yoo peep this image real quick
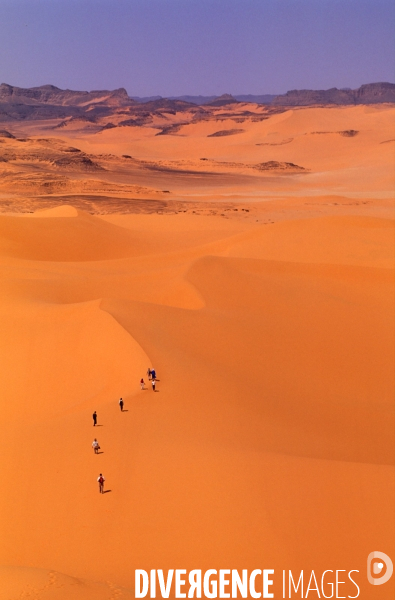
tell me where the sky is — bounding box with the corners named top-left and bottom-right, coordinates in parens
top-left (0, 0), bottom-right (394, 97)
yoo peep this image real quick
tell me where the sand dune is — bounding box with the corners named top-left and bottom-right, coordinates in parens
top-left (29, 205), bottom-right (79, 217)
top-left (226, 215), bottom-right (395, 268)
top-left (0, 565), bottom-right (134, 599)
top-left (0, 104), bottom-right (394, 598)
top-left (0, 210), bottom-right (163, 261)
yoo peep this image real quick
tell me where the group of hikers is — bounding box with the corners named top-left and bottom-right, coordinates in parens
top-left (92, 368), bottom-right (158, 493)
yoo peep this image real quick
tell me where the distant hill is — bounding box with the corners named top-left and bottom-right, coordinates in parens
top-left (134, 93), bottom-right (277, 105)
top-left (233, 94), bottom-right (277, 104)
top-left (272, 82), bottom-right (395, 106)
top-left (204, 94), bottom-right (239, 106)
top-left (130, 95), bottom-right (162, 103)
top-left (0, 83), bottom-right (134, 122)
top-left (0, 82), bottom-right (393, 124)
top-left (0, 83), bottom-right (131, 107)
top-left (127, 84), bottom-right (395, 106)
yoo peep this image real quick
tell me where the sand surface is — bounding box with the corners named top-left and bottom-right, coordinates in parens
top-left (0, 105), bottom-right (394, 598)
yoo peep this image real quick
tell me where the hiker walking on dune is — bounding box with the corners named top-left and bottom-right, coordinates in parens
top-left (151, 379), bottom-right (156, 392)
top-left (140, 378), bottom-right (145, 390)
top-left (151, 369), bottom-right (156, 380)
top-left (93, 411), bottom-right (97, 426)
top-left (97, 473), bottom-right (105, 493)
top-left (147, 367), bottom-right (151, 380)
top-left (119, 398), bottom-right (124, 411)
top-left (92, 439), bottom-right (100, 454)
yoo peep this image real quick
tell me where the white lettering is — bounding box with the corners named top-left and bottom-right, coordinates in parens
top-left (219, 570), bottom-right (231, 598)
top-left (176, 570), bottom-right (187, 598)
top-left (249, 570), bottom-right (261, 599)
top-left (289, 571), bottom-right (303, 598)
top-left (158, 570), bottom-right (174, 598)
top-left (347, 571), bottom-right (359, 599)
top-left (321, 571), bottom-right (333, 599)
top-left (232, 570), bottom-right (248, 598)
top-left (136, 570), bottom-right (149, 598)
top-left (151, 570), bottom-right (156, 598)
top-left (189, 570), bottom-right (202, 598)
top-left (305, 571), bottom-right (320, 598)
top-left (335, 571), bottom-right (345, 599)
top-left (263, 570), bottom-right (274, 599)
top-left (204, 570), bottom-right (218, 599)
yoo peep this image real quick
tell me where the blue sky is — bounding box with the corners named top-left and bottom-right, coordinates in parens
top-left (0, 0), bottom-right (394, 96)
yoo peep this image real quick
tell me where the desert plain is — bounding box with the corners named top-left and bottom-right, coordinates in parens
top-left (0, 97), bottom-right (394, 598)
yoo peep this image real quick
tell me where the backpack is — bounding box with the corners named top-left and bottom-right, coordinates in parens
top-left (99, 476), bottom-right (104, 484)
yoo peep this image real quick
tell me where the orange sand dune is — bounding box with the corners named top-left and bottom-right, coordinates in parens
top-left (0, 210), bottom-right (160, 261)
top-left (226, 215), bottom-right (395, 268)
top-left (0, 204), bottom-right (393, 599)
top-left (0, 565), bottom-right (134, 599)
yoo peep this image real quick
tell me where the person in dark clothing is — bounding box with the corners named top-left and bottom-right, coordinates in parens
top-left (97, 473), bottom-right (105, 493)
top-left (119, 398), bottom-right (124, 411)
top-left (93, 411), bottom-right (97, 426)
top-left (147, 367), bottom-right (151, 380)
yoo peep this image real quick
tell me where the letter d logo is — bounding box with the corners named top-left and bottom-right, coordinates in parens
top-left (367, 551), bottom-right (393, 585)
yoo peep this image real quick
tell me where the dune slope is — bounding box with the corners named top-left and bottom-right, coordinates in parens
top-left (0, 206), bottom-right (393, 599)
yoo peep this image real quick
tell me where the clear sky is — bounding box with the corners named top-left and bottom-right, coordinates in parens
top-left (0, 0), bottom-right (394, 96)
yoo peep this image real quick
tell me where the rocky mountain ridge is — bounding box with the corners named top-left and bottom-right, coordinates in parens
top-left (0, 82), bottom-right (393, 124)
top-left (0, 83), bottom-right (131, 107)
top-left (1, 82), bottom-right (394, 112)
top-left (272, 82), bottom-right (395, 106)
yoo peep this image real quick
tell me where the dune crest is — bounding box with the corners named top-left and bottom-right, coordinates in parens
top-left (0, 298), bottom-right (150, 425)
top-left (0, 210), bottom-right (166, 261)
top-left (30, 204), bottom-right (79, 218)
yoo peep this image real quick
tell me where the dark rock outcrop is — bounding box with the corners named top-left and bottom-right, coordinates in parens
top-left (354, 83), bottom-right (395, 103)
top-left (207, 129), bottom-right (244, 137)
top-left (0, 83), bottom-right (132, 107)
top-left (0, 129), bottom-right (15, 138)
top-left (254, 161), bottom-right (305, 171)
top-left (272, 82), bottom-right (395, 106)
top-left (205, 94), bottom-right (239, 107)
